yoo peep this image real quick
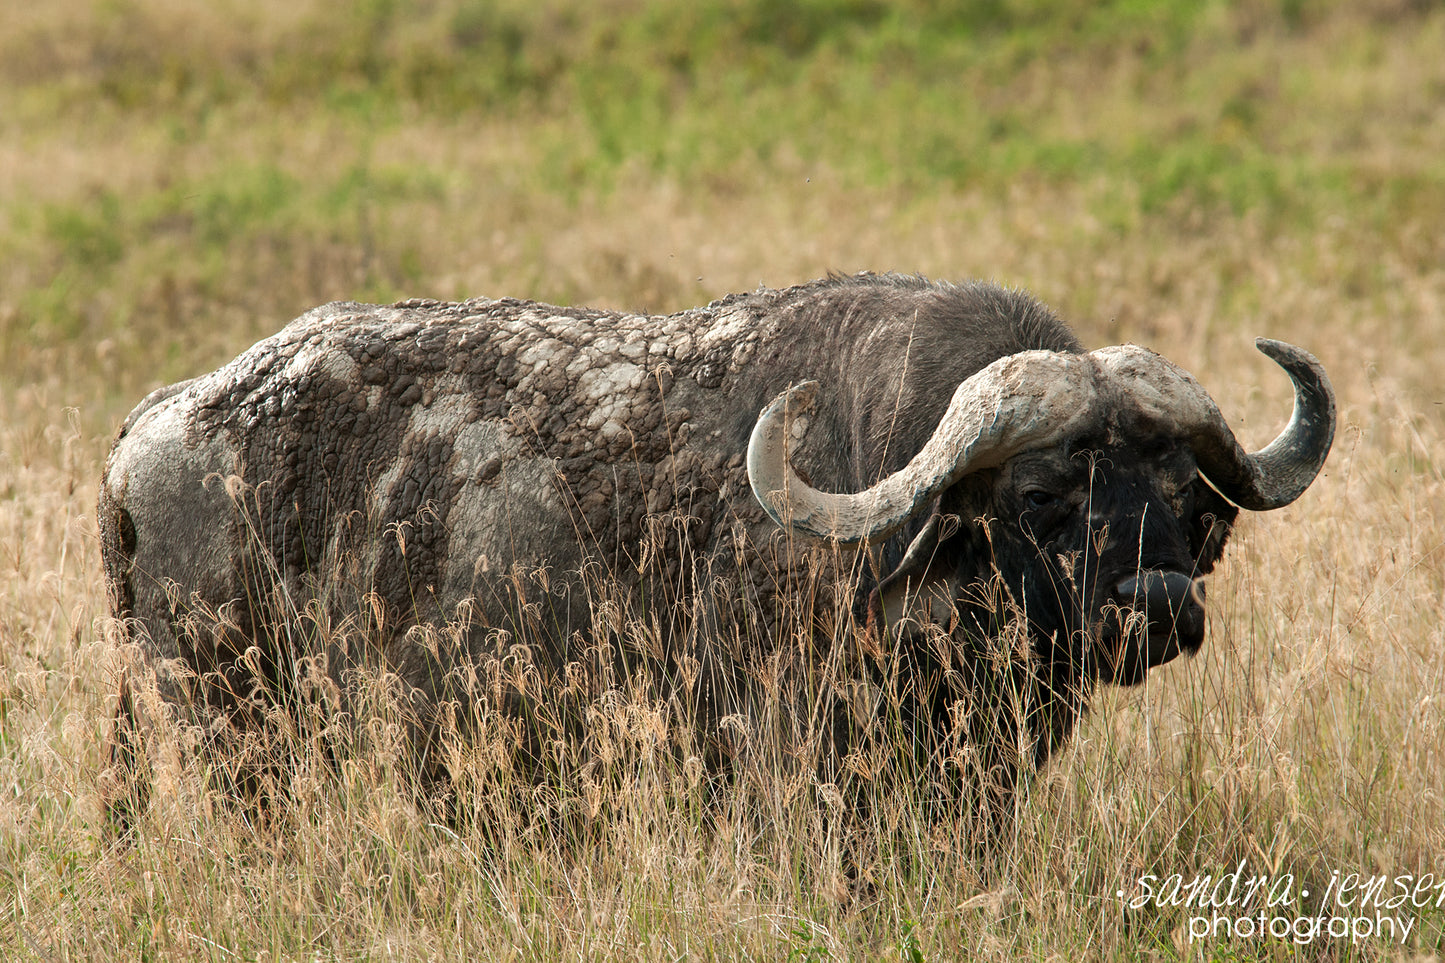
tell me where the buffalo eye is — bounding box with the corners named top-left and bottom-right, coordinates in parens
top-left (1022, 489), bottom-right (1059, 511)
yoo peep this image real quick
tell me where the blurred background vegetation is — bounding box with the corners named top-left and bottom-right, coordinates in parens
top-left (3, 0), bottom-right (1441, 429)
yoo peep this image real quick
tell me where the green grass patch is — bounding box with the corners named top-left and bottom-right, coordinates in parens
top-left (3, 0), bottom-right (1440, 411)
top-left (6, 0), bottom-right (1420, 212)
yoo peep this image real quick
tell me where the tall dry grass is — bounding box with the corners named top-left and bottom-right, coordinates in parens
top-left (4, 189), bottom-right (1442, 960)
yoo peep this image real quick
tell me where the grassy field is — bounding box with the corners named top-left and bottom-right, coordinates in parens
top-left (2, 0), bottom-right (1444, 959)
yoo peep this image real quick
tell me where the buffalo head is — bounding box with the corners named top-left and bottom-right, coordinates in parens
top-left (748, 338), bottom-right (1335, 688)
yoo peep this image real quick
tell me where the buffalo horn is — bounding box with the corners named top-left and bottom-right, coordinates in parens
top-left (746, 351), bottom-right (1105, 544)
top-left (748, 338), bottom-right (1334, 545)
top-left (1094, 339), bottom-right (1335, 511)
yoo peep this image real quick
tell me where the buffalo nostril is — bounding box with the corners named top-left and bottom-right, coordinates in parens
top-left (1106, 571), bottom-right (1207, 683)
top-left (1115, 571), bottom-right (1205, 636)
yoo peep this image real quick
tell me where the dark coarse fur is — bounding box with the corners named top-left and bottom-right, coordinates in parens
top-left (99, 272), bottom-right (1237, 836)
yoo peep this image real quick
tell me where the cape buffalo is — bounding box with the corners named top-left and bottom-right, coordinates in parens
top-left (99, 273), bottom-right (1334, 833)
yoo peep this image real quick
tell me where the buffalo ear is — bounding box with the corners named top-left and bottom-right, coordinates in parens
top-left (866, 481), bottom-right (997, 637)
top-left (867, 512), bottom-right (952, 633)
top-left (1189, 480), bottom-right (1239, 574)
